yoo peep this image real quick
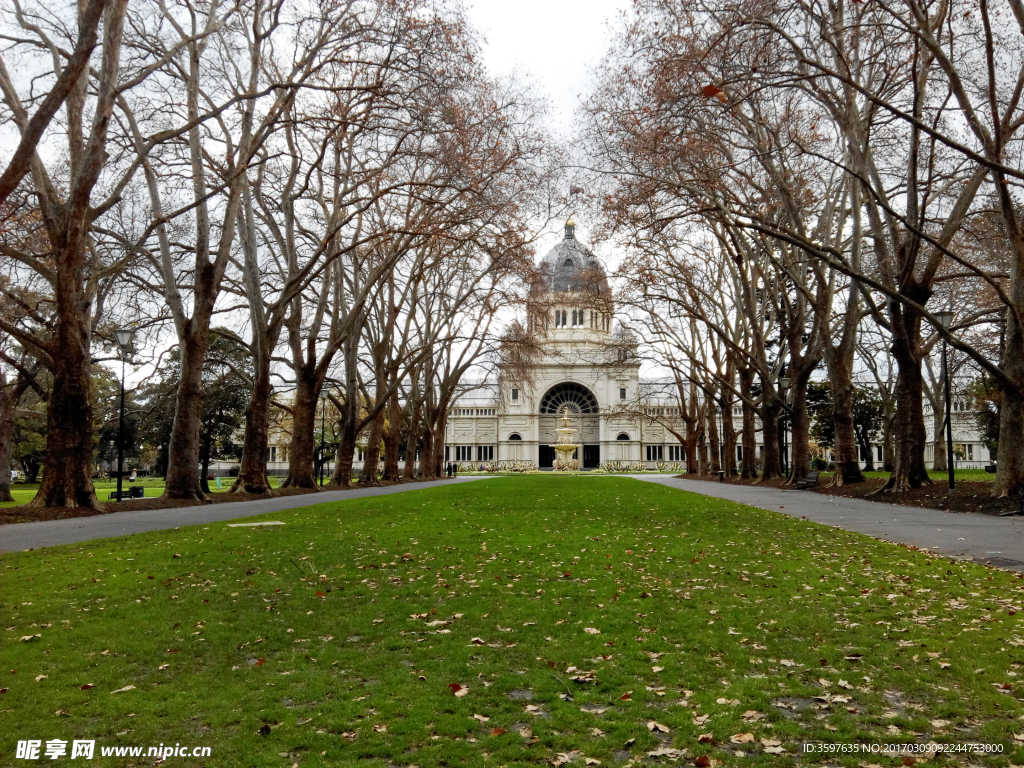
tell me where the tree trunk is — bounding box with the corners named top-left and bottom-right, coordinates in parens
top-left (882, 406), bottom-right (896, 472)
top-left (786, 374), bottom-right (811, 485)
top-left (696, 415), bottom-right (707, 475)
top-left (683, 423), bottom-right (699, 475)
top-left (720, 390), bottom-right (737, 477)
top-left (282, 370), bottom-right (318, 488)
top-left (359, 411), bottom-right (385, 486)
top-left (759, 394), bottom-right (782, 481)
top-left (382, 390), bottom-right (402, 482)
top-left (827, 358), bottom-right (866, 485)
top-left (330, 413), bottom-right (357, 487)
top-left (164, 328), bottom-right (208, 500)
top-left (403, 390), bottom-right (421, 480)
top-left (30, 275), bottom-right (99, 510)
top-left (0, 377), bottom-right (13, 502)
top-left (879, 316), bottom-right (932, 491)
top-left (739, 368), bottom-right (757, 479)
top-left (231, 358), bottom-right (275, 495)
top-left (996, 301), bottom-right (1024, 496)
top-left (421, 426), bottom-right (436, 480)
top-left (707, 400), bottom-right (721, 474)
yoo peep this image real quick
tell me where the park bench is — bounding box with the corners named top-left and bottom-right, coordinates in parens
top-left (107, 486), bottom-right (144, 501)
top-left (795, 471), bottom-right (820, 490)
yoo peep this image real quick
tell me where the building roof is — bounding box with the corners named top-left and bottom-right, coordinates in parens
top-left (530, 219), bottom-right (611, 298)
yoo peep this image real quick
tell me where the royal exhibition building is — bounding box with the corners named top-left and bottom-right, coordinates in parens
top-left (210, 219), bottom-right (993, 478)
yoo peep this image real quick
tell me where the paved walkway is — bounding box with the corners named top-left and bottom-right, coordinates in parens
top-left (629, 475), bottom-right (1024, 571)
top-left (0, 477), bottom-right (491, 553)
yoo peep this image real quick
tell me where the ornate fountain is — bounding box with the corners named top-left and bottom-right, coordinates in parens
top-left (553, 405), bottom-right (582, 471)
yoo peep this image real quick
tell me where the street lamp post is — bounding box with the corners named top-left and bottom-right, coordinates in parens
top-left (318, 391), bottom-right (327, 487)
top-left (113, 329), bottom-right (135, 501)
top-left (935, 311), bottom-right (955, 495)
top-left (779, 376), bottom-right (791, 478)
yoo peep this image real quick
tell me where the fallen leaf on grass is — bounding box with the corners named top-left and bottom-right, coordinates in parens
top-left (34, 675), bottom-right (47, 682)
top-left (652, 666), bottom-right (664, 673)
top-left (698, 732), bottom-right (714, 743)
top-left (80, 684), bottom-right (94, 690)
top-left (448, 683), bottom-right (469, 697)
top-left (585, 759), bottom-right (602, 766)
top-left (716, 698), bottom-right (740, 706)
top-left (647, 747), bottom-right (689, 759)
top-left (472, 714), bottom-right (490, 722)
top-left (584, 627), bottom-right (601, 634)
top-left (111, 685), bottom-right (135, 694)
top-left (780, 659), bottom-right (796, 667)
top-left (372, 724), bottom-right (386, 733)
top-left (741, 710), bottom-right (764, 722)
top-left (490, 727), bottom-right (506, 736)
top-left (693, 714), bottom-right (710, 726)
top-left (619, 691), bottom-right (632, 700)
top-left (647, 721), bottom-right (669, 733)
top-left (519, 726), bottom-right (533, 739)
top-left (930, 719), bottom-right (950, 728)
top-left (729, 733), bottom-right (754, 744)
top-left (19, 635), bottom-right (41, 642)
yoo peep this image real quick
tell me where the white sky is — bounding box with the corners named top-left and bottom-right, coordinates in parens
top-left (464, 0), bottom-right (632, 256)
top-left (464, 0), bottom-right (630, 136)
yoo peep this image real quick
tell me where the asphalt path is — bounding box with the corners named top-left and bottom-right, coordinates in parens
top-left (0, 477), bottom-right (491, 553)
top-left (629, 475), bottom-right (1024, 571)
top-left (6, 474), bottom-right (1022, 571)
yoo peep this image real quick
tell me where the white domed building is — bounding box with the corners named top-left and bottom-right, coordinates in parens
top-left (443, 219), bottom-right (646, 469)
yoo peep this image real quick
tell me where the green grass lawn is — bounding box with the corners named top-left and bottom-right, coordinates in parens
top-left (1, 477), bottom-right (284, 508)
top-left (2, 477), bottom-right (1022, 766)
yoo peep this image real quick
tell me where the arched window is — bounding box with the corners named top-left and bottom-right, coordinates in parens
top-left (616, 433), bottom-right (630, 441)
top-left (539, 382), bottom-right (599, 414)
top-left (563, 258), bottom-right (573, 267)
top-left (508, 433), bottom-right (522, 441)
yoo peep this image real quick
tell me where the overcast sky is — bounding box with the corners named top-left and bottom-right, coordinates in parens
top-left (464, 0), bottom-right (632, 257)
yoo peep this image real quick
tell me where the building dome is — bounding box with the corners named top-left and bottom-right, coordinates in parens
top-left (530, 219), bottom-right (611, 298)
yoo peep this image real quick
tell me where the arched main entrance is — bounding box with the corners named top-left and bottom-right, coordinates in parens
top-left (538, 382), bottom-right (601, 469)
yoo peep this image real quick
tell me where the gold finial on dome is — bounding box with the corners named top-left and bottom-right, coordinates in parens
top-left (564, 217), bottom-right (576, 240)
top-left (566, 216), bottom-right (575, 226)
